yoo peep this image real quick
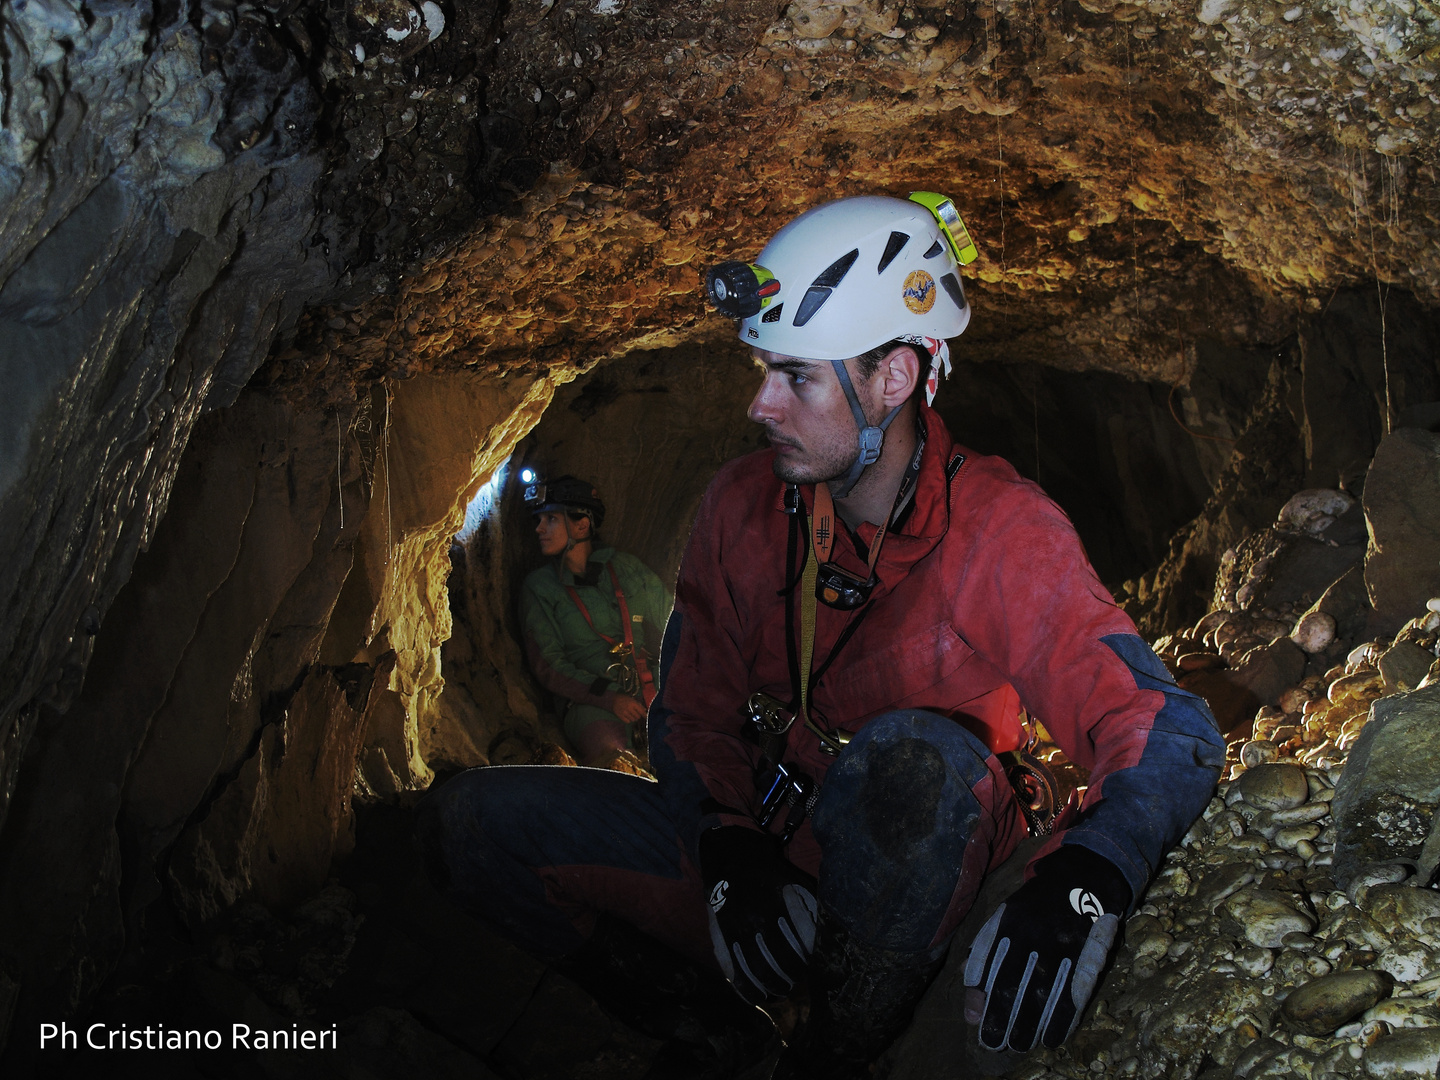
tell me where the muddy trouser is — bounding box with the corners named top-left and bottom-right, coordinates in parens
top-left (415, 710), bottom-right (1027, 973)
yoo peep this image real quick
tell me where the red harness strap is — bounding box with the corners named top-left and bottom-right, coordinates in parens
top-left (565, 563), bottom-right (657, 707)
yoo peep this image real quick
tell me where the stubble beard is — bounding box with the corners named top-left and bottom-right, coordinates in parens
top-left (769, 441), bottom-right (859, 487)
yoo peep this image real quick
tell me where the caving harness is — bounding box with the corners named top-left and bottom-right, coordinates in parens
top-left (743, 436), bottom-right (925, 841)
top-left (742, 444), bottom-right (1061, 843)
top-left (565, 562), bottom-right (658, 709)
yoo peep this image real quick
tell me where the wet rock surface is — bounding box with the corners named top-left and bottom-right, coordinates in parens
top-left (1364, 430), bottom-right (1440, 636)
top-left (1332, 685), bottom-right (1440, 890)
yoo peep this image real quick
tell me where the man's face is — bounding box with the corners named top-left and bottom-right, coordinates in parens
top-left (534, 510), bottom-right (588, 556)
top-left (746, 350), bottom-right (870, 485)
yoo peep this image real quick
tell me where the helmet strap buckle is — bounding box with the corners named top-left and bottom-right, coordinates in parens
top-left (857, 427), bottom-right (884, 467)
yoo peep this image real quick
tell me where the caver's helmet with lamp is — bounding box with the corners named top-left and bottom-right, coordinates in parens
top-left (521, 470), bottom-right (606, 530)
top-left (705, 192), bottom-right (978, 495)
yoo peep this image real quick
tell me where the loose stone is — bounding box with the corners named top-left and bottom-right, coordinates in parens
top-left (1348, 864), bottom-right (1413, 905)
top-left (1361, 1026), bottom-right (1440, 1077)
top-left (1362, 998), bottom-right (1440, 1029)
top-left (1236, 945), bottom-right (1275, 976)
top-left (1364, 885), bottom-right (1440, 938)
top-left (1277, 824), bottom-right (1324, 851)
top-left (1376, 940), bottom-right (1440, 984)
top-left (1281, 970), bottom-right (1394, 1035)
top-left (1293, 611), bottom-right (1339, 654)
top-left (1232, 763), bottom-right (1311, 811)
top-left (1274, 802), bottom-right (1331, 826)
top-left (1226, 887), bottom-right (1317, 947)
top-left (1243, 739), bottom-right (1280, 768)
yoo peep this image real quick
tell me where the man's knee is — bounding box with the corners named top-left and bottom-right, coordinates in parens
top-left (810, 711), bottom-right (1001, 950)
top-left (415, 769), bottom-right (479, 891)
top-left (413, 767), bottom-right (527, 891)
top-left (818, 711), bottom-right (992, 837)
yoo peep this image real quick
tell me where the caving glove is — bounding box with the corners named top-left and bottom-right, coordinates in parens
top-left (699, 825), bottom-right (819, 1004)
top-left (963, 844), bottom-right (1131, 1052)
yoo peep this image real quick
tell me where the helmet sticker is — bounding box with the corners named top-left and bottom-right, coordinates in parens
top-left (902, 270), bottom-right (936, 314)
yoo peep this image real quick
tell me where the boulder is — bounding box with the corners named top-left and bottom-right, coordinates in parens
top-left (1363, 429), bottom-right (1440, 636)
top-left (1362, 1027), bottom-right (1440, 1079)
top-left (1221, 887), bottom-right (1316, 947)
top-left (1378, 642), bottom-right (1435, 694)
top-left (1332, 684), bottom-right (1440, 889)
top-left (1219, 525), bottom-right (1366, 617)
top-left (1229, 637), bottom-right (1307, 709)
top-left (1277, 489), bottom-right (1357, 537)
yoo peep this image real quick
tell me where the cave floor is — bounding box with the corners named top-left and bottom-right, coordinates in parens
top-left (39, 803), bottom-right (660, 1080)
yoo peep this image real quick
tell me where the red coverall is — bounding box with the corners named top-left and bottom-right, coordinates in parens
top-left (651, 402), bottom-right (1223, 915)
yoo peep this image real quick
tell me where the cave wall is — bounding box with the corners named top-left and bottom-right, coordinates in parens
top-left (1130, 289), bottom-right (1440, 636)
top-left (0, 366), bottom-right (561, 1061)
top-left (0, 0), bottom-right (337, 846)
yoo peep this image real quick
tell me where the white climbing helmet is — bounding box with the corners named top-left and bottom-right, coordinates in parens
top-left (706, 193), bottom-right (977, 362)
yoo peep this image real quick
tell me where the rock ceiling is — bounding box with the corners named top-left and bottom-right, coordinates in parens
top-left (259, 0), bottom-right (1440, 392)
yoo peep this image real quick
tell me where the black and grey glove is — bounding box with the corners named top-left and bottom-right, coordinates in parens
top-left (963, 844), bottom-right (1131, 1052)
top-left (699, 826), bottom-right (818, 1004)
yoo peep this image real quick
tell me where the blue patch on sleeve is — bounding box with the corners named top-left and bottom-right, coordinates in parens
top-left (1062, 634), bottom-right (1225, 906)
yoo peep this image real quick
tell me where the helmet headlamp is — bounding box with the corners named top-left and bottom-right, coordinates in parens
top-left (705, 261), bottom-right (781, 319)
top-left (522, 472), bottom-right (606, 528)
top-left (908, 191), bottom-right (979, 265)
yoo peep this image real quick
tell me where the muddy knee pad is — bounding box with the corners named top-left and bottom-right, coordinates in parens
top-left (812, 710), bottom-right (993, 952)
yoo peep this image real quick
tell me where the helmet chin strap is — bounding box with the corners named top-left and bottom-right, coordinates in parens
top-left (829, 358), bottom-right (903, 498)
top-left (562, 515), bottom-right (592, 554)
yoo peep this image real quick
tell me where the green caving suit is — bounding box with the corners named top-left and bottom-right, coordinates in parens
top-left (519, 547), bottom-right (673, 749)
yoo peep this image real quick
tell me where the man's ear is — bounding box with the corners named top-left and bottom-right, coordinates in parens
top-left (878, 345), bottom-right (921, 408)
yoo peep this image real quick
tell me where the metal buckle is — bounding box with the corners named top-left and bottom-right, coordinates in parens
top-left (815, 726), bottom-right (852, 756)
top-left (746, 693), bottom-right (795, 736)
top-left (999, 748), bottom-right (1061, 837)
